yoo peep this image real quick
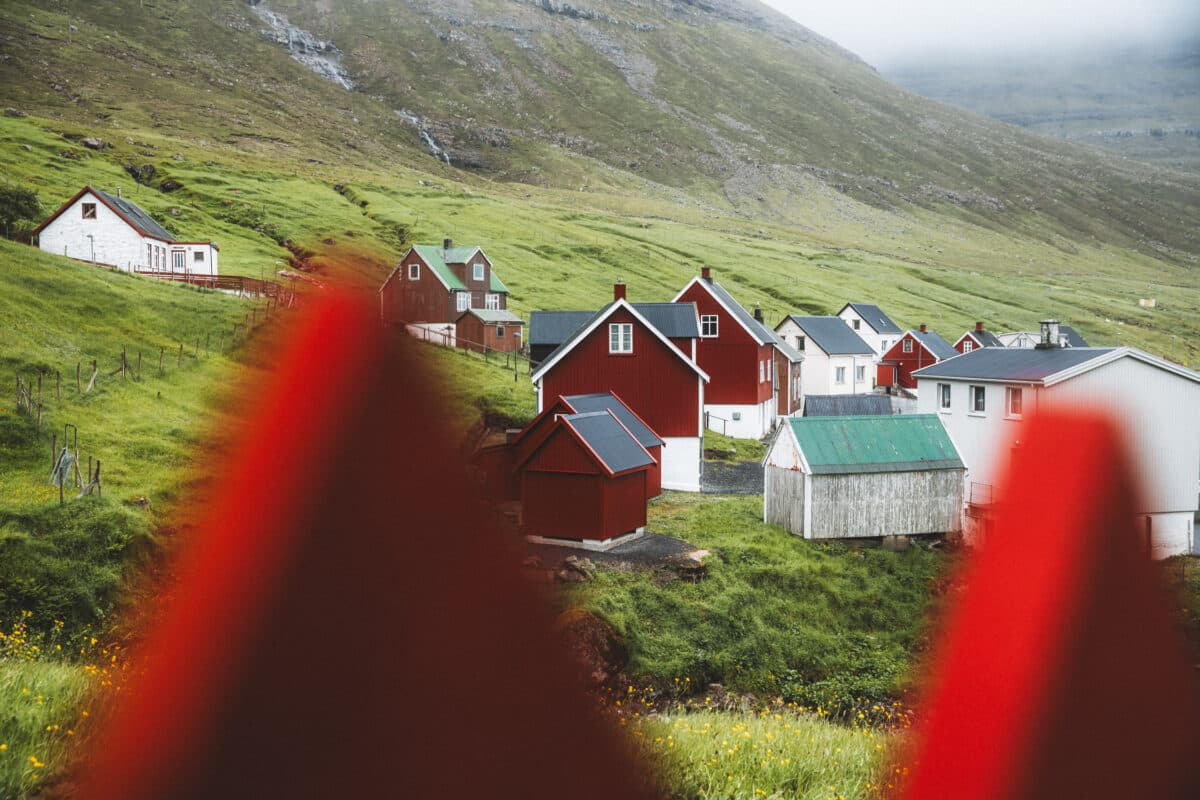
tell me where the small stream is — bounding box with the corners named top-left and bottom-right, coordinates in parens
top-left (245, 1), bottom-right (355, 91)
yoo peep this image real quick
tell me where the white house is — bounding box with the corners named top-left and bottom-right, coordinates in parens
top-left (34, 186), bottom-right (219, 277)
top-left (914, 323), bottom-right (1200, 558)
top-left (775, 315), bottom-right (875, 410)
top-left (997, 323), bottom-right (1088, 349)
top-left (836, 302), bottom-right (903, 357)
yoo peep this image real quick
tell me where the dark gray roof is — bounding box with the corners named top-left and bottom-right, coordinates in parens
top-left (913, 347), bottom-right (1115, 382)
top-left (1059, 325), bottom-right (1089, 347)
top-left (840, 303), bottom-right (901, 334)
top-left (565, 393), bottom-right (664, 448)
top-left (633, 303), bottom-right (700, 339)
top-left (910, 330), bottom-right (959, 360)
top-left (803, 394), bottom-right (894, 417)
top-left (705, 281), bottom-right (773, 345)
top-left (786, 316), bottom-right (875, 355)
top-left (961, 328), bottom-right (1005, 348)
top-left (565, 412), bottom-right (655, 474)
top-left (771, 335), bottom-right (804, 362)
top-left (529, 310), bottom-right (596, 346)
top-left (94, 188), bottom-right (176, 241)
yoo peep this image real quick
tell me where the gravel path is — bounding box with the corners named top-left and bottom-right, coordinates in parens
top-left (701, 460), bottom-right (764, 495)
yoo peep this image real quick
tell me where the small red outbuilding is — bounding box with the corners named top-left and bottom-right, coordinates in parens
top-left (517, 410), bottom-right (655, 550)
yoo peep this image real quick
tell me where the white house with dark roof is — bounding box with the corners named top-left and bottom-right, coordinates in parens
top-left (997, 323), bottom-right (1089, 349)
top-left (837, 303), bottom-right (902, 357)
top-left (34, 186), bottom-right (218, 276)
top-left (775, 315), bottom-right (875, 409)
top-left (914, 322), bottom-right (1200, 558)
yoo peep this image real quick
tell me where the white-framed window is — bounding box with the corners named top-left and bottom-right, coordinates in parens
top-left (939, 383), bottom-right (951, 410)
top-left (767, 358), bottom-right (772, 382)
top-left (609, 323), bottom-right (632, 354)
top-left (485, 293), bottom-right (500, 310)
top-left (456, 292), bottom-right (470, 312)
top-left (963, 340), bottom-right (974, 353)
top-left (172, 251), bottom-right (185, 271)
top-left (759, 361), bottom-right (765, 383)
top-left (1006, 387), bottom-right (1023, 418)
top-left (971, 385), bottom-right (986, 414)
top-left (81, 202), bottom-right (96, 220)
top-left (902, 338), bottom-right (913, 353)
top-left (851, 319), bottom-right (861, 330)
top-left (146, 243), bottom-right (152, 267)
top-left (835, 366), bottom-right (846, 384)
top-left (473, 262), bottom-right (485, 281)
top-left (855, 365), bottom-right (865, 383)
top-left (408, 262), bottom-right (420, 280)
top-left (795, 335), bottom-right (805, 351)
top-left (701, 314), bottom-right (719, 338)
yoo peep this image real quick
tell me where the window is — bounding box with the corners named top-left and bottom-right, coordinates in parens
top-left (609, 323), bottom-right (632, 354)
top-left (456, 292), bottom-right (470, 312)
top-left (855, 365), bottom-right (865, 383)
top-left (701, 314), bottom-right (719, 338)
top-left (759, 361), bottom-right (765, 383)
top-left (194, 250), bottom-right (205, 262)
top-left (146, 243), bottom-right (152, 267)
top-left (963, 340), bottom-right (974, 353)
top-left (851, 319), bottom-right (860, 330)
top-left (473, 262), bottom-right (485, 281)
top-left (835, 366), bottom-right (846, 384)
top-left (154, 247), bottom-right (159, 269)
top-left (767, 359), bottom-right (772, 382)
top-left (81, 203), bottom-right (96, 219)
top-left (902, 338), bottom-right (913, 353)
top-left (971, 385), bottom-right (986, 413)
top-left (1006, 387), bottom-right (1023, 417)
top-left (485, 293), bottom-right (500, 310)
top-left (939, 383), bottom-right (951, 410)
top-left (408, 262), bottom-right (420, 280)
top-left (172, 251), bottom-right (185, 272)
top-left (795, 336), bottom-right (805, 351)
top-left (496, 325), bottom-right (505, 337)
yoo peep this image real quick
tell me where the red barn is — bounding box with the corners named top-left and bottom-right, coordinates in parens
top-left (455, 308), bottom-right (524, 354)
top-left (953, 321), bottom-right (1004, 354)
top-left (877, 325), bottom-right (959, 390)
top-left (531, 287), bottom-right (709, 492)
top-left (673, 267), bottom-right (784, 439)
top-left (518, 410), bottom-right (655, 550)
top-left (379, 240), bottom-right (510, 337)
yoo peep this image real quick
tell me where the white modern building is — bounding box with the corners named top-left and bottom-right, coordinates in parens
top-left (914, 322), bottom-right (1200, 558)
top-left (34, 186), bottom-right (219, 277)
top-left (775, 315), bottom-right (875, 410)
top-left (836, 302), bottom-right (903, 357)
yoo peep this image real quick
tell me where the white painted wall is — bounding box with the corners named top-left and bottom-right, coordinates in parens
top-left (705, 397), bottom-right (775, 439)
top-left (837, 308), bottom-right (897, 357)
top-left (662, 436), bottom-right (702, 492)
top-left (775, 317), bottom-right (874, 407)
top-left (39, 192), bottom-right (148, 271)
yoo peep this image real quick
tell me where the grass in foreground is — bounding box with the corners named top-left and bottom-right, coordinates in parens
top-left (0, 659), bottom-right (91, 799)
top-left (704, 430), bottom-right (768, 462)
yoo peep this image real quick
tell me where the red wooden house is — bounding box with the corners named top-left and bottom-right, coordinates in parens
top-left (517, 410), bottom-right (655, 550)
top-left (379, 239), bottom-right (510, 332)
top-left (877, 325), bottom-right (959, 390)
top-left (673, 267), bottom-right (786, 439)
top-left (531, 285), bottom-right (709, 492)
top-left (953, 322), bottom-right (1004, 354)
top-left (455, 308), bottom-right (524, 354)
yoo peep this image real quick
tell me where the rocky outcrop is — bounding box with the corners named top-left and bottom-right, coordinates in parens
top-left (244, 1), bottom-right (355, 91)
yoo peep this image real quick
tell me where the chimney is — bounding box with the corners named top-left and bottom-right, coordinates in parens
top-left (975, 321), bottom-right (984, 332)
top-left (919, 323), bottom-right (927, 333)
top-left (753, 304), bottom-right (764, 323)
top-left (116, 186), bottom-right (121, 199)
top-left (443, 238), bottom-right (453, 252)
top-left (1037, 319), bottom-right (1061, 349)
top-left (614, 277), bottom-right (626, 302)
top-left (701, 266), bottom-right (712, 283)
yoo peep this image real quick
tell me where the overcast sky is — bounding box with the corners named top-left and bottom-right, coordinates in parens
top-left (759, 0), bottom-right (1200, 66)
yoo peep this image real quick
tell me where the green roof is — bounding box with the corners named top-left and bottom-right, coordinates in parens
top-left (787, 414), bottom-right (963, 475)
top-left (411, 245), bottom-right (509, 293)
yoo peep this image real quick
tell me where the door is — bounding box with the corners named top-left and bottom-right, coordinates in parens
top-left (173, 251), bottom-right (186, 272)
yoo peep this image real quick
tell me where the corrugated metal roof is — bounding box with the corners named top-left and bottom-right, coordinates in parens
top-left (772, 335), bottom-right (804, 362)
top-left (529, 310), bottom-right (599, 346)
top-left (910, 329), bottom-right (959, 360)
top-left (633, 302), bottom-right (700, 339)
top-left (704, 280), bottom-right (773, 345)
top-left (803, 394), bottom-right (893, 417)
top-left (1059, 325), bottom-right (1089, 347)
top-left (566, 411), bottom-right (655, 474)
top-left (458, 308), bottom-right (523, 324)
top-left (412, 245), bottom-right (508, 293)
top-left (565, 393), bottom-right (664, 448)
top-left (970, 329), bottom-right (1005, 348)
top-left (913, 347), bottom-right (1115, 382)
top-left (529, 303), bottom-right (698, 349)
top-left (842, 303), bottom-right (901, 334)
top-left (789, 414), bottom-right (964, 474)
top-left (94, 189), bottom-right (175, 241)
top-left (786, 316), bottom-right (875, 355)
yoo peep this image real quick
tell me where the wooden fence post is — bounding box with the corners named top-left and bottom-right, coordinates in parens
top-left (218, 333), bottom-right (224, 352)
top-left (205, 333), bottom-right (210, 356)
top-left (121, 347), bottom-right (127, 380)
top-left (52, 433), bottom-right (57, 469)
top-left (178, 343), bottom-right (184, 367)
top-left (37, 373), bottom-right (42, 405)
top-left (56, 371), bottom-right (61, 401)
top-left (137, 351), bottom-right (143, 381)
top-left (76, 362), bottom-right (81, 393)
top-left (195, 337), bottom-right (200, 357)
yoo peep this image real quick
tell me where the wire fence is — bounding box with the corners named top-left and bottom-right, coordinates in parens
top-left (396, 320), bottom-right (535, 378)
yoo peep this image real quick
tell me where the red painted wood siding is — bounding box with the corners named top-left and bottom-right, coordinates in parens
top-left (541, 308), bottom-right (702, 438)
top-left (522, 472), bottom-right (604, 540)
top-left (449, 252), bottom-right (507, 310)
top-left (953, 335), bottom-right (979, 355)
top-left (675, 283), bottom-right (772, 405)
top-left (879, 334), bottom-right (942, 389)
top-left (526, 428), bottom-right (602, 475)
top-left (774, 350), bottom-right (801, 416)
top-left (456, 315), bottom-right (522, 353)
top-left (645, 444), bottom-right (662, 498)
top-left (380, 252), bottom-right (455, 324)
top-left (601, 471), bottom-right (649, 539)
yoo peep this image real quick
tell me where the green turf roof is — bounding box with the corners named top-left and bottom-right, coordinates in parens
top-left (788, 414), bottom-right (963, 475)
top-left (413, 245), bottom-right (508, 293)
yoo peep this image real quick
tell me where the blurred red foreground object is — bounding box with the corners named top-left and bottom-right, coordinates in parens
top-left (79, 293), bottom-right (657, 799)
top-left (899, 412), bottom-right (1200, 799)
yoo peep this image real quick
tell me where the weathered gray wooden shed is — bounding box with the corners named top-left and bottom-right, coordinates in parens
top-left (763, 414), bottom-right (964, 539)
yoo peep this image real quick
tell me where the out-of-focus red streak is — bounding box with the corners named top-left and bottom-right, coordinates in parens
top-left (899, 412), bottom-right (1200, 799)
top-left (79, 292), bottom-right (658, 799)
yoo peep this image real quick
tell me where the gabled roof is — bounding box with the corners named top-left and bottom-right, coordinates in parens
top-left (783, 316), bottom-right (875, 356)
top-left (957, 329), bottom-right (1005, 349)
top-left (34, 186), bottom-right (177, 242)
top-left (529, 311), bottom-right (597, 346)
top-left (803, 394), bottom-right (893, 417)
top-left (529, 303), bottom-right (698, 350)
top-left (1059, 325), bottom-right (1088, 347)
top-left (409, 245), bottom-right (508, 293)
top-left (630, 303), bottom-right (701, 339)
top-left (896, 329), bottom-right (958, 361)
top-left (456, 308), bottom-right (523, 324)
top-left (838, 303), bottom-right (901, 334)
top-left (772, 335), bottom-right (804, 363)
top-left (531, 299), bottom-right (710, 383)
top-left (912, 346), bottom-right (1200, 387)
top-left (564, 393), bottom-right (664, 449)
top-left (673, 277), bottom-right (774, 346)
top-left (787, 414), bottom-right (964, 474)
top-left (562, 412), bottom-right (656, 475)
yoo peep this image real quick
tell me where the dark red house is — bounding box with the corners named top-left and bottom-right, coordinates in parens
top-left (455, 308), bottom-right (524, 354)
top-left (517, 410), bottom-right (655, 549)
top-left (379, 240), bottom-right (509, 328)
top-left (953, 322), bottom-right (1004, 354)
top-left (877, 325), bottom-right (959, 390)
top-left (531, 286), bottom-right (709, 492)
top-left (673, 267), bottom-right (783, 439)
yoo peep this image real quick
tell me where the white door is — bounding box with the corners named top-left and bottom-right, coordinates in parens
top-left (173, 251), bottom-right (185, 272)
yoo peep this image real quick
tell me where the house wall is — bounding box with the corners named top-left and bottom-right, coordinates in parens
top-left (676, 282), bottom-right (772, 406)
top-left (807, 470), bottom-right (965, 539)
top-left (522, 472), bottom-right (604, 540)
top-left (661, 436), bottom-right (702, 492)
top-left (449, 251), bottom-right (507, 311)
top-left (644, 444), bottom-right (662, 498)
top-left (774, 350), bottom-right (802, 417)
top-left (705, 398), bottom-right (775, 439)
top-left (881, 333), bottom-right (942, 389)
top-left (381, 251), bottom-right (453, 325)
top-left (39, 192), bottom-right (150, 271)
top-left (457, 316), bottom-right (522, 353)
top-left (775, 318), bottom-right (872, 404)
top-left (600, 471), bottom-right (649, 540)
top-left (837, 308), bottom-right (897, 357)
top-left (764, 465), bottom-right (806, 534)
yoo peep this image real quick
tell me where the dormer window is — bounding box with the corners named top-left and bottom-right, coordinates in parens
top-left (408, 262), bottom-right (420, 280)
top-left (851, 319), bottom-right (860, 330)
top-left (473, 263), bottom-right (485, 281)
top-left (902, 338), bottom-right (913, 353)
top-left (963, 340), bottom-right (974, 353)
top-left (81, 202), bottom-right (97, 219)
